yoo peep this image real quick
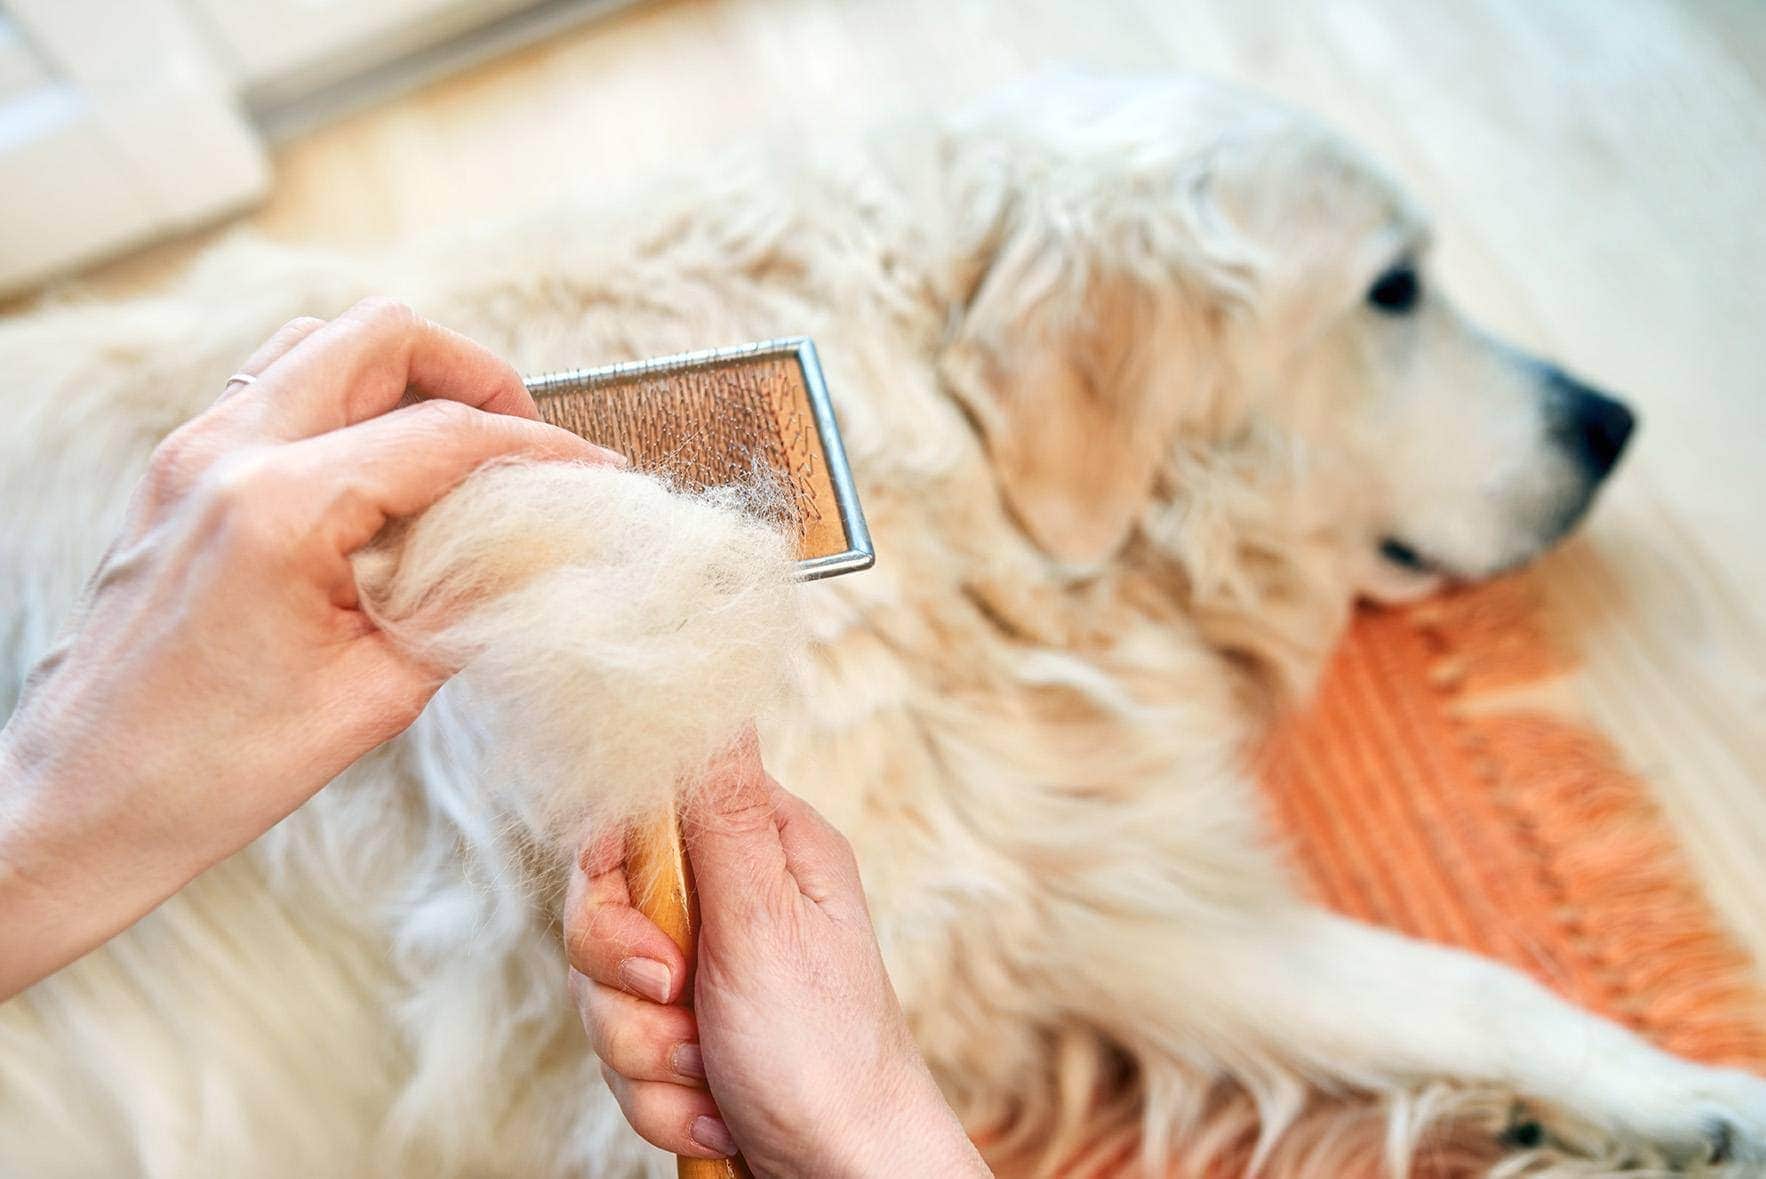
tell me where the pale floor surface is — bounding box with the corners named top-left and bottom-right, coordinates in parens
top-left (36, 0), bottom-right (1766, 969)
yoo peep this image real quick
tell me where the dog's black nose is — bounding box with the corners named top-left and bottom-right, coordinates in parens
top-left (1546, 368), bottom-right (1636, 480)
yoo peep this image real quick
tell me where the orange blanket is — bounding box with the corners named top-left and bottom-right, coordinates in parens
top-left (1238, 575), bottom-right (1766, 1174)
top-left (1038, 576), bottom-right (1766, 1177)
top-left (1262, 576), bottom-right (1766, 1074)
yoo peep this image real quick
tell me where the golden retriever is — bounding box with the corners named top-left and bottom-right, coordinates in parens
top-left (1, 74), bottom-right (1757, 1177)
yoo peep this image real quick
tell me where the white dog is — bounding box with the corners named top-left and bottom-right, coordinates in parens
top-left (1, 75), bottom-right (1759, 1177)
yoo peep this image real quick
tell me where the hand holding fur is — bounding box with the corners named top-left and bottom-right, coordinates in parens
top-left (0, 301), bottom-right (620, 1000)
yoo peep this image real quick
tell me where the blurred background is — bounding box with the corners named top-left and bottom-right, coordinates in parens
top-left (2, 0), bottom-right (1763, 968)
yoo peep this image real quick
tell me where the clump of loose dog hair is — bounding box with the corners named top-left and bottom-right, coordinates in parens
top-left (352, 459), bottom-right (803, 851)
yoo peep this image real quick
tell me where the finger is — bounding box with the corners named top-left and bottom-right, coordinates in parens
top-left (285, 398), bottom-right (628, 557)
top-left (680, 729), bottom-right (790, 928)
top-left (772, 786), bottom-right (867, 913)
top-left (213, 316), bottom-right (328, 404)
top-left (314, 629), bottom-right (444, 748)
top-left (571, 971), bottom-right (704, 1085)
top-left (600, 1066), bottom-right (735, 1160)
top-left (244, 297), bottom-right (537, 437)
top-left (565, 840), bottom-right (688, 1004)
top-left (155, 317), bottom-right (330, 483)
top-left (579, 830), bottom-right (625, 879)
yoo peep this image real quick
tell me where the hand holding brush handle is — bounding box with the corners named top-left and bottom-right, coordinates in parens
top-left (566, 730), bottom-right (992, 1178)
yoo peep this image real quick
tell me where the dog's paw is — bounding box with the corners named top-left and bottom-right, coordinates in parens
top-left (1513, 1065), bottom-right (1766, 1173)
top-left (1619, 1065), bottom-right (1766, 1169)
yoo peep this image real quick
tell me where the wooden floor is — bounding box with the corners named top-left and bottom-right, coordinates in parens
top-left (48, 0), bottom-right (1766, 967)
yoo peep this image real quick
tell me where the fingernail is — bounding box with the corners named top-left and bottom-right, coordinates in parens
top-left (690, 1115), bottom-right (736, 1157)
top-left (672, 1042), bottom-right (705, 1079)
top-left (599, 445), bottom-right (632, 467)
top-left (617, 957), bottom-right (671, 1003)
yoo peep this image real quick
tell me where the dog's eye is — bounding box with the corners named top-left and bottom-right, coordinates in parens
top-left (1367, 265), bottom-right (1420, 314)
top-left (1379, 538), bottom-right (1429, 571)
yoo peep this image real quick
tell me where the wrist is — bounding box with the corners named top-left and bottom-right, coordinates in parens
top-left (0, 719), bottom-right (190, 1000)
top-left (810, 1057), bottom-right (990, 1179)
top-left (0, 727), bottom-right (71, 998)
top-left (0, 723), bottom-right (66, 906)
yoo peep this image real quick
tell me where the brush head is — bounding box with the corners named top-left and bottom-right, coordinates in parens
top-left (525, 338), bottom-right (873, 582)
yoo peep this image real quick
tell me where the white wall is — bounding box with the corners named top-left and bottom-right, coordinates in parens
top-left (0, 0), bottom-right (602, 295)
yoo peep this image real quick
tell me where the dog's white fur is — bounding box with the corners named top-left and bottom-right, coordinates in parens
top-left (2, 76), bottom-right (1762, 1177)
top-left (353, 460), bottom-right (803, 848)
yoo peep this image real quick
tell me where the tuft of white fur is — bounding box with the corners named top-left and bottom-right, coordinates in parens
top-left (352, 460), bottom-right (803, 852)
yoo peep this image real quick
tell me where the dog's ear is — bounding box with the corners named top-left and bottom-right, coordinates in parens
top-left (940, 186), bottom-right (1241, 569)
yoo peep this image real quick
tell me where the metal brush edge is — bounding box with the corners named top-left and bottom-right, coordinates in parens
top-left (522, 337), bottom-right (875, 582)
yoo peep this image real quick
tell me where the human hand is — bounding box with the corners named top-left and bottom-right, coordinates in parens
top-left (0, 298), bottom-right (624, 999)
top-left (566, 733), bottom-right (991, 1178)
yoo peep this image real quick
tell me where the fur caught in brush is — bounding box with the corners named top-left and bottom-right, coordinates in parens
top-left (353, 460), bottom-right (803, 851)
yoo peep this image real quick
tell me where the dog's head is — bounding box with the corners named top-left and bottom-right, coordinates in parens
top-left (937, 77), bottom-right (1634, 684)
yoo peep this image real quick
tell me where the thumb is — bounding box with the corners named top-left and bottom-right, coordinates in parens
top-left (681, 728), bottom-right (789, 926)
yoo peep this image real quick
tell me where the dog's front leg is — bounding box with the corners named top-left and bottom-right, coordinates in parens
top-left (1107, 907), bottom-right (1766, 1167)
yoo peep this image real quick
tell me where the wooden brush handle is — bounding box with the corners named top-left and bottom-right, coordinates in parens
top-left (626, 806), bottom-right (754, 1179)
